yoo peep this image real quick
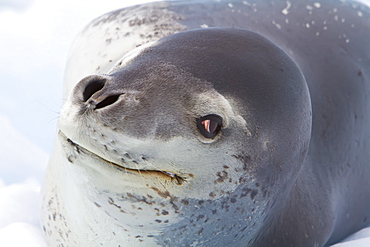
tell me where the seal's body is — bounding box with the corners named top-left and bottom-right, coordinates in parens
top-left (42, 1), bottom-right (370, 246)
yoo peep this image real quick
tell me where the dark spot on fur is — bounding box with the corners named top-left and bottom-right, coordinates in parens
top-left (155, 219), bottom-right (162, 223)
top-left (240, 188), bottom-right (252, 198)
top-left (239, 176), bottom-right (247, 184)
top-left (232, 154), bottom-right (252, 171)
top-left (181, 199), bottom-right (189, 205)
top-left (241, 225), bottom-right (248, 232)
top-left (250, 190), bottom-right (258, 200)
top-left (151, 187), bottom-right (171, 198)
top-left (124, 193), bottom-right (154, 206)
top-left (162, 210), bottom-right (169, 215)
top-left (209, 192), bottom-right (216, 198)
top-left (197, 215), bottom-right (205, 221)
top-left (215, 171), bottom-right (228, 184)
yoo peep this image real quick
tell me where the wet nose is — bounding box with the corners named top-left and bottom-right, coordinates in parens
top-left (76, 75), bottom-right (122, 110)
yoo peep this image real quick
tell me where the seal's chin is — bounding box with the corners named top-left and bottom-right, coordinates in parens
top-left (58, 130), bottom-right (186, 185)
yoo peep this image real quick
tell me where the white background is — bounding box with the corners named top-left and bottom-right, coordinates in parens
top-left (0, 0), bottom-right (369, 246)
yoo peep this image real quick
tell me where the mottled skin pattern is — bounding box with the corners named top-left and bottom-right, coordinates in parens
top-left (41, 1), bottom-right (370, 246)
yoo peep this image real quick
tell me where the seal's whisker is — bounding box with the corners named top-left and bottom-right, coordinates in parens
top-left (131, 161), bottom-right (146, 183)
top-left (123, 166), bottom-right (136, 195)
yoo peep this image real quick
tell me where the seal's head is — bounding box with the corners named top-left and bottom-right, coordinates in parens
top-left (59, 28), bottom-right (311, 245)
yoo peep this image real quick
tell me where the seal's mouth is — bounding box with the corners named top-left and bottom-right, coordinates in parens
top-left (58, 131), bottom-right (186, 185)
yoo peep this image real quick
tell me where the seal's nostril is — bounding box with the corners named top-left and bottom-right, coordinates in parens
top-left (96, 94), bottom-right (121, 109)
top-left (82, 77), bottom-right (106, 102)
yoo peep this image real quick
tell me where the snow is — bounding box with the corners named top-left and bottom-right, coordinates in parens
top-left (0, 115), bottom-right (48, 184)
top-left (0, 223), bottom-right (47, 247)
top-left (0, 0), bottom-right (369, 246)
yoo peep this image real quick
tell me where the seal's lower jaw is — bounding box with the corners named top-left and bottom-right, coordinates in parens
top-left (58, 130), bottom-right (187, 185)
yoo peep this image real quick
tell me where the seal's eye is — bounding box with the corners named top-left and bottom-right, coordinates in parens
top-left (197, 114), bottom-right (223, 139)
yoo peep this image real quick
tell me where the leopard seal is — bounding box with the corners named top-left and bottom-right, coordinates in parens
top-left (41, 1), bottom-right (370, 246)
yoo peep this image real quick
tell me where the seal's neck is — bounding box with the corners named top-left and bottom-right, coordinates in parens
top-left (256, 162), bottom-right (334, 246)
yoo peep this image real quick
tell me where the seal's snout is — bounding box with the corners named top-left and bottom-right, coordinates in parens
top-left (74, 75), bottom-right (122, 110)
